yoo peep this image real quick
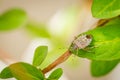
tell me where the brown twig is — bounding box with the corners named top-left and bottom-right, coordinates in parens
top-left (42, 50), bottom-right (72, 74)
top-left (97, 19), bottom-right (110, 27)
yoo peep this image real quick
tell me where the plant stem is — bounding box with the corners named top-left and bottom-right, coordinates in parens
top-left (97, 19), bottom-right (110, 26)
top-left (42, 50), bottom-right (72, 74)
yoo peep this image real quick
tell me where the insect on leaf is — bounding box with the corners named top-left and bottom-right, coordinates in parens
top-left (70, 17), bottom-right (120, 61)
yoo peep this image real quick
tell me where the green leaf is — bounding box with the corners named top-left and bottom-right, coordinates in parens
top-left (48, 68), bottom-right (63, 80)
top-left (92, 0), bottom-right (120, 19)
top-left (70, 17), bottom-right (120, 60)
top-left (91, 60), bottom-right (119, 77)
top-left (0, 62), bottom-right (44, 80)
top-left (26, 23), bottom-right (50, 38)
top-left (33, 46), bottom-right (48, 67)
top-left (0, 67), bottom-right (13, 79)
top-left (0, 8), bottom-right (27, 31)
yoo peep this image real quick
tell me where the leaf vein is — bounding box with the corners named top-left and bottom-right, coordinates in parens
top-left (96, 0), bottom-right (116, 16)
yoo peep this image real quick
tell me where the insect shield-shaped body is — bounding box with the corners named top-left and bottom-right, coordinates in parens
top-left (72, 34), bottom-right (92, 50)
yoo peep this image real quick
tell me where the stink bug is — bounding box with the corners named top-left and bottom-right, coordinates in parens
top-left (72, 34), bottom-right (92, 50)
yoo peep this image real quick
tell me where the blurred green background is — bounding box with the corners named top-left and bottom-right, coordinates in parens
top-left (1, 0), bottom-right (118, 80)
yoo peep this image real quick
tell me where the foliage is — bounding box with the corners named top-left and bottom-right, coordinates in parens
top-left (0, 62), bottom-right (44, 80)
top-left (47, 68), bottom-right (63, 80)
top-left (33, 46), bottom-right (48, 67)
top-left (92, 0), bottom-right (120, 19)
top-left (0, 46), bottom-right (63, 80)
top-left (69, 0), bottom-right (120, 77)
top-left (1, 0), bottom-right (120, 79)
top-left (70, 17), bottom-right (120, 60)
top-left (26, 23), bottom-right (51, 38)
top-left (91, 60), bottom-right (120, 77)
top-left (0, 8), bottom-right (27, 31)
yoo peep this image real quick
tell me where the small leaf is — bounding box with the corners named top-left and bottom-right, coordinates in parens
top-left (0, 62), bottom-right (44, 80)
top-left (92, 0), bottom-right (120, 19)
top-left (0, 67), bottom-right (13, 79)
top-left (91, 60), bottom-right (119, 77)
top-left (48, 68), bottom-right (63, 80)
top-left (33, 46), bottom-right (48, 67)
top-left (70, 17), bottom-right (120, 60)
top-left (0, 8), bottom-right (27, 31)
top-left (26, 23), bottom-right (50, 38)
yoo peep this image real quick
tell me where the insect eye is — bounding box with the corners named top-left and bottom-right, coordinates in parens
top-left (86, 34), bottom-right (92, 39)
